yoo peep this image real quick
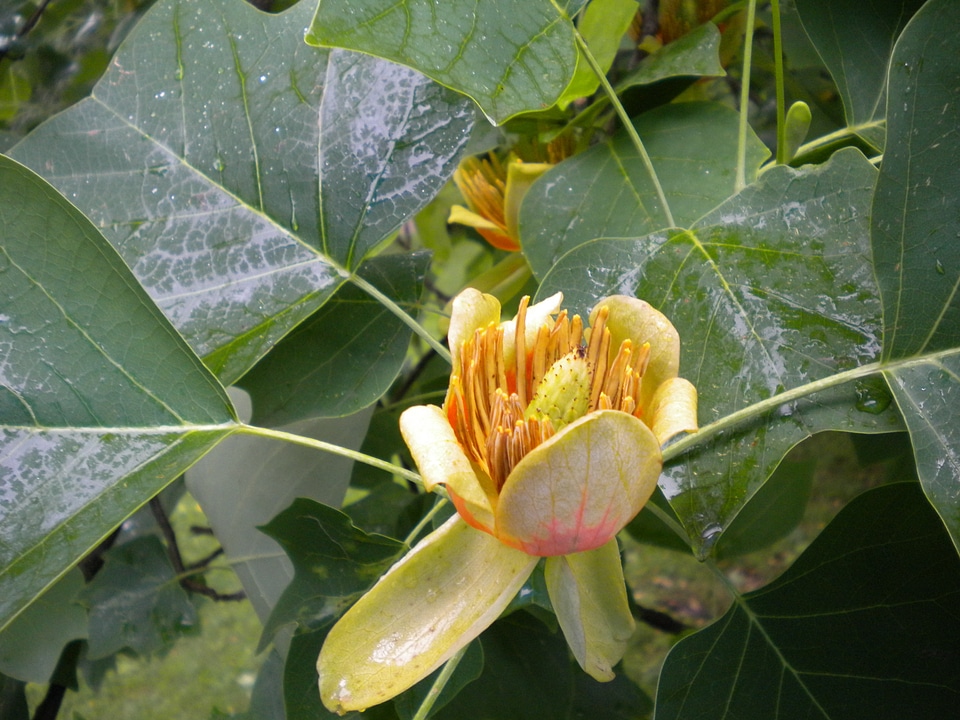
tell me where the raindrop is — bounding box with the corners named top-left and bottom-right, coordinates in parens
top-left (936, 259), bottom-right (946, 275)
top-left (174, 68), bottom-right (184, 81)
top-left (854, 378), bottom-right (892, 415)
top-left (699, 523), bottom-right (723, 554)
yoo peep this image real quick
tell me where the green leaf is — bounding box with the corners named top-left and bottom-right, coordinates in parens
top-left (795, 0), bottom-right (925, 149)
top-left (10, 0), bottom-right (474, 384)
top-left (306, 0), bottom-right (578, 125)
top-left (617, 21), bottom-right (725, 92)
top-left (870, 0), bottom-right (960, 551)
top-left (885, 351), bottom-right (960, 552)
top-left (0, 569), bottom-right (87, 683)
top-left (240, 253), bottom-right (430, 425)
top-left (79, 536), bottom-right (198, 659)
top-left (186, 400), bottom-right (374, 623)
top-left (540, 148), bottom-right (901, 555)
top-left (258, 498), bottom-right (405, 646)
top-left (247, 649), bottom-right (286, 720)
top-left (521, 102), bottom-right (769, 278)
top-left (873, 0), bottom-right (960, 361)
top-left (0, 154), bottom-right (234, 632)
top-left (0, 673), bottom-right (29, 720)
top-left (656, 482), bottom-right (960, 719)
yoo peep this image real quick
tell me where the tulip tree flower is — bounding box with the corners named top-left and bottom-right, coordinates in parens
top-left (318, 290), bottom-right (698, 714)
top-left (447, 153), bottom-right (553, 251)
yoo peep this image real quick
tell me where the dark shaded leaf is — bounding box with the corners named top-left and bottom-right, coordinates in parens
top-left (795, 0), bottom-right (925, 149)
top-left (393, 641), bottom-right (483, 720)
top-left (0, 570), bottom-right (86, 683)
top-left (657, 482), bottom-right (960, 719)
top-left (258, 498), bottom-right (405, 646)
top-left (432, 611), bottom-right (651, 720)
top-left (714, 456), bottom-right (815, 559)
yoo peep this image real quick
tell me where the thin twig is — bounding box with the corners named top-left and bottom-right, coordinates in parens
top-left (149, 497), bottom-right (246, 602)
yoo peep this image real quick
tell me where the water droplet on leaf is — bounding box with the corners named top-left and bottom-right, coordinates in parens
top-left (855, 378), bottom-right (892, 415)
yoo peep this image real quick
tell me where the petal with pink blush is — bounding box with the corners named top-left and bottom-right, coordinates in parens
top-left (494, 410), bottom-right (662, 556)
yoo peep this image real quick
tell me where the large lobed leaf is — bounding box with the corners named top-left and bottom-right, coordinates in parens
top-left (0, 155), bottom-right (236, 632)
top-left (11, 0), bottom-right (473, 387)
top-left (306, 0), bottom-right (578, 125)
top-left (871, 0), bottom-right (960, 551)
top-left (656, 482), bottom-right (960, 719)
top-left (540, 148), bottom-right (901, 555)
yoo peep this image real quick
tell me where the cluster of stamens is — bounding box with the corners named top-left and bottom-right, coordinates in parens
top-left (454, 155), bottom-right (507, 230)
top-left (446, 298), bottom-right (651, 491)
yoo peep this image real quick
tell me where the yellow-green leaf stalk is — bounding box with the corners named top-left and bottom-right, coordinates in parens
top-left (318, 290), bottom-right (698, 713)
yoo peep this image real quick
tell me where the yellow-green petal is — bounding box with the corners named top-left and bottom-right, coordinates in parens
top-left (495, 410), bottom-right (662, 556)
top-left (592, 295), bottom-right (681, 412)
top-left (544, 539), bottom-right (635, 681)
top-left (317, 516), bottom-right (538, 713)
top-left (447, 204), bottom-right (507, 235)
top-left (503, 161), bottom-right (552, 243)
top-left (448, 288), bottom-right (501, 372)
top-left (648, 376), bottom-right (699, 446)
top-left (399, 404), bottom-right (496, 529)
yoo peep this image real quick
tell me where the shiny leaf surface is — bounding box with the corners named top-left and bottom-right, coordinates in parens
top-left (872, 0), bottom-right (960, 551)
top-left (885, 352), bottom-right (960, 551)
top-left (520, 102), bottom-right (769, 278)
top-left (540, 148), bottom-right (899, 554)
top-left (306, 0), bottom-right (577, 125)
top-left (656, 482), bottom-right (960, 719)
top-left (11, 0), bottom-right (473, 384)
top-left (0, 155), bottom-right (234, 632)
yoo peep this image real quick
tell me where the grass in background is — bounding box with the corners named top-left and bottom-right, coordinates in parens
top-left (27, 495), bottom-right (265, 719)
